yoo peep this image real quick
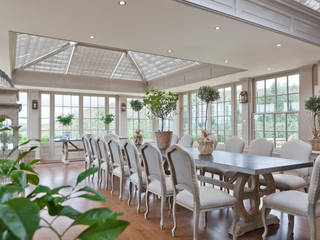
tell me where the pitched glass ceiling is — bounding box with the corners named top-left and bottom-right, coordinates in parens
top-left (14, 33), bottom-right (201, 81)
top-left (294, 0), bottom-right (320, 12)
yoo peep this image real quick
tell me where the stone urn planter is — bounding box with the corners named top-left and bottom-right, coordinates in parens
top-left (134, 129), bottom-right (143, 145)
top-left (155, 131), bottom-right (172, 150)
top-left (310, 127), bottom-right (320, 151)
top-left (198, 130), bottom-right (215, 155)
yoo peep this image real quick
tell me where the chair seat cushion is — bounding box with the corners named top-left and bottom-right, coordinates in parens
top-left (130, 171), bottom-right (147, 186)
top-left (112, 166), bottom-right (130, 177)
top-left (263, 190), bottom-right (320, 217)
top-left (176, 186), bottom-right (237, 210)
top-left (260, 174), bottom-right (307, 191)
top-left (147, 176), bottom-right (173, 196)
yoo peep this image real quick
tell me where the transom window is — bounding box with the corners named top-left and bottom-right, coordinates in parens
top-left (211, 87), bottom-right (232, 143)
top-left (253, 74), bottom-right (299, 148)
top-left (54, 94), bottom-right (79, 139)
top-left (83, 96), bottom-right (105, 136)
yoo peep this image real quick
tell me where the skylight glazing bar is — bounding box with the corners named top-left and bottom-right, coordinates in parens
top-left (111, 52), bottom-right (125, 79)
top-left (65, 43), bottom-right (77, 74)
top-left (15, 42), bottom-right (72, 71)
top-left (127, 51), bottom-right (146, 82)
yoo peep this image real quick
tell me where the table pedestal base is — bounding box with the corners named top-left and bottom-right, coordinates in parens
top-left (228, 214), bottom-right (279, 237)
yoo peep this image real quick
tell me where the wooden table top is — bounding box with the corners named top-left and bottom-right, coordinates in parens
top-left (167, 147), bottom-right (313, 175)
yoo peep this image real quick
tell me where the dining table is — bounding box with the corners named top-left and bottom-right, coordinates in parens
top-left (161, 147), bottom-right (313, 237)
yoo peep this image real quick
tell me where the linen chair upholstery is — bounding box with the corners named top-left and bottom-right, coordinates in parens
top-left (273, 139), bottom-right (312, 191)
top-left (248, 138), bottom-right (273, 156)
top-left (262, 156), bottom-right (320, 240)
top-left (171, 134), bottom-right (179, 145)
top-left (141, 142), bottom-right (173, 229)
top-left (82, 134), bottom-right (93, 170)
top-left (178, 135), bottom-right (194, 147)
top-left (167, 144), bottom-right (239, 240)
top-left (88, 136), bottom-right (101, 183)
top-left (225, 136), bottom-right (245, 153)
top-left (124, 140), bottom-right (146, 213)
top-left (108, 138), bottom-right (129, 200)
top-left (97, 137), bottom-right (111, 189)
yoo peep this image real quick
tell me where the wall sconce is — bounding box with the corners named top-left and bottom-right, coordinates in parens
top-left (32, 100), bottom-right (38, 110)
top-left (239, 91), bottom-right (248, 103)
top-left (121, 103), bottom-right (127, 112)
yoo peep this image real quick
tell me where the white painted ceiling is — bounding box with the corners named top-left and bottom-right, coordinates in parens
top-left (0, 0), bottom-right (320, 91)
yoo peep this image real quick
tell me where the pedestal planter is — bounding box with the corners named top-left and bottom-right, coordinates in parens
top-left (134, 129), bottom-right (143, 145)
top-left (155, 131), bottom-right (172, 150)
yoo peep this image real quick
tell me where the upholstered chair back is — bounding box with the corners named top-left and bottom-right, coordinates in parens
top-left (167, 144), bottom-right (199, 199)
top-left (108, 138), bottom-right (123, 166)
top-left (178, 135), bottom-right (194, 147)
top-left (225, 136), bottom-right (245, 153)
top-left (97, 137), bottom-right (109, 163)
top-left (89, 136), bottom-right (98, 159)
top-left (124, 140), bottom-right (140, 173)
top-left (308, 156), bottom-right (320, 207)
top-left (171, 134), bottom-right (179, 145)
top-left (141, 142), bottom-right (164, 183)
top-left (280, 139), bottom-right (312, 177)
top-left (248, 138), bottom-right (273, 156)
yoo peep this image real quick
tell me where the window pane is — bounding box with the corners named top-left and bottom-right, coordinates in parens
top-left (288, 94), bottom-right (299, 111)
top-left (256, 97), bottom-right (264, 113)
top-left (276, 95), bottom-right (287, 112)
top-left (287, 113), bottom-right (298, 131)
top-left (265, 96), bottom-right (275, 112)
top-left (275, 114), bottom-right (286, 131)
top-left (264, 114), bottom-right (274, 131)
top-left (254, 115), bottom-right (263, 131)
top-left (277, 76), bottom-right (287, 95)
top-left (288, 74), bottom-right (299, 93)
top-left (266, 79), bottom-right (275, 96)
top-left (256, 81), bottom-right (264, 97)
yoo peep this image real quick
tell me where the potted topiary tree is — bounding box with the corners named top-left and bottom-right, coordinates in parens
top-left (143, 89), bottom-right (179, 150)
top-left (130, 99), bottom-right (144, 145)
top-left (101, 114), bottom-right (114, 134)
top-left (305, 96), bottom-right (320, 150)
top-left (57, 113), bottom-right (74, 139)
top-left (197, 86), bottom-right (220, 154)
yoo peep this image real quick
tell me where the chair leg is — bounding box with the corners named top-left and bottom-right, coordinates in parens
top-left (144, 190), bottom-right (150, 219)
top-left (287, 214), bottom-right (294, 239)
top-left (160, 195), bottom-right (166, 230)
top-left (119, 176), bottom-right (124, 201)
top-left (172, 197), bottom-right (177, 237)
top-left (231, 206), bottom-right (239, 240)
top-left (308, 213), bottom-right (317, 240)
top-left (193, 208), bottom-right (200, 240)
top-left (262, 205), bottom-right (268, 240)
top-left (111, 174), bottom-right (114, 194)
top-left (105, 170), bottom-right (109, 190)
top-left (137, 186), bottom-right (141, 214)
top-left (304, 187), bottom-right (308, 193)
top-left (204, 212), bottom-right (208, 228)
top-left (128, 181), bottom-right (132, 206)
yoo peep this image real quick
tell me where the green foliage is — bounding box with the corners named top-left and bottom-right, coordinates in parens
top-left (101, 114), bottom-right (114, 125)
top-left (0, 124), bottom-right (129, 240)
top-left (197, 86), bottom-right (220, 104)
top-left (130, 100), bottom-right (143, 112)
top-left (57, 114), bottom-right (74, 126)
top-left (143, 89), bottom-right (179, 132)
top-left (305, 96), bottom-right (320, 129)
top-left (197, 86), bottom-right (220, 130)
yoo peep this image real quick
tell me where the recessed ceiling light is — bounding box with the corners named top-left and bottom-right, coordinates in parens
top-left (267, 67), bottom-right (272, 71)
top-left (215, 26), bottom-right (221, 30)
top-left (224, 59), bottom-right (229, 64)
top-left (90, 35), bottom-right (95, 39)
top-left (276, 43), bottom-right (281, 47)
top-left (167, 49), bottom-right (173, 53)
top-left (119, 1), bottom-right (127, 6)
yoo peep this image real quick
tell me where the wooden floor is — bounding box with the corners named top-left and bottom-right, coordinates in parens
top-left (33, 162), bottom-right (316, 240)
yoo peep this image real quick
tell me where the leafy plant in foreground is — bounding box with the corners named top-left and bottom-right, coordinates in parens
top-left (0, 118), bottom-right (129, 239)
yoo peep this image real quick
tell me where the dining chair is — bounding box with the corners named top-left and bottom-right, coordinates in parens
top-left (88, 136), bottom-right (100, 183)
top-left (124, 140), bottom-right (146, 213)
top-left (82, 134), bottom-right (93, 170)
top-left (141, 142), bottom-right (174, 229)
top-left (261, 155), bottom-right (320, 240)
top-left (171, 134), bottom-right (179, 145)
top-left (167, 144), bottom-right (239, 240)
top-left (248, 138), bottom-right (273, 156)
top-left (225, 136), bottom-right (245, 153)
top-left (273, 139), bottom-right (312, 192)
top-left (178, 135), bottom-right (193, 147)
top-left (108, 138), bottom-right (130, 200)
top-left (105, 133), bottom-right (120, 142)
top-left (97, 137), bottom-right (112, 189)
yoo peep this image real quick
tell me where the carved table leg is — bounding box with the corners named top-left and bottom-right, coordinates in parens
top-left (228, 173), bottom-right (279, 236)
top-left (62, 142), bottom-right (69, 164)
